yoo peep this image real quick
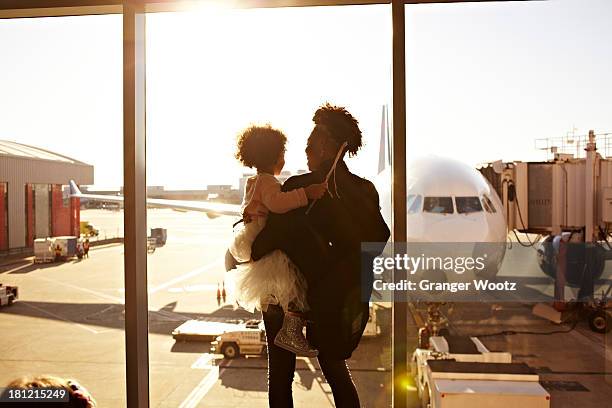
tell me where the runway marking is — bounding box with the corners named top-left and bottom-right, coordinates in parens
top-left (298, 357), bottom-right (335, 405)
top-left (149, 259), bottom-right (223, 295)
top-left (168, 284), bottom-right (218, 293)
top-left (302, 356), bottom-right (317, 372)
top-left (191, 353), bottom-right (215, 369)
top-left (3, 262), bottom-right (32, 274)
top-left (34, 275), bottom-right (125, 304)
top-left (179, 360), bottom-right (232, 408)
top-left (20, 302), bottom-right (102, 334)
top-left (34, 259), bottom-right (222, 303)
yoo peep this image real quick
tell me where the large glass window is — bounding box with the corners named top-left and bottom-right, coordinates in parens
top-left (6, 1), bottom-right (611, 407)
top-left (405, 1), bottom-right (612, 407)
top-left (0, 15), bottom-right (125, 406)
top-left (145, 5), bottom-right (392, 407)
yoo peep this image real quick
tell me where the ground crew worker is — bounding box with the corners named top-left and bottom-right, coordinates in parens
top-left (54, 244), bottom-right (62, 262)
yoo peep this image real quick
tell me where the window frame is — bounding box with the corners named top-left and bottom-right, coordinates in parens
top-left (0, 1), bottom-right (530, 407)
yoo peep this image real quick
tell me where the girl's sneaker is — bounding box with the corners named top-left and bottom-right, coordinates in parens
top-left (273, 312), bottom-right (318, 357)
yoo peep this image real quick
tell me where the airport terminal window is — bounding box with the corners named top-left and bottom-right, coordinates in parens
top-left (455, 196), bottom-right (483, 214)
top-left (145, 5), bottom-right (392, 408)
top-left (408, 194), bottom-right (422, 214)
top-left (423, 196), bottom-right (454, 214)
top-left (0, 14), bottom-right (125, 407)
top-left (481, 194), bottom-right (496, 213)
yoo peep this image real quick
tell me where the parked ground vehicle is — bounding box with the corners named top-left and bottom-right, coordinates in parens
top-left (79, 221), bottom-right (99, 237)
top-left (52, 236), bottom-right (79, 261)
top-left (34, 238), bottom-right (55, 263)
top-left (147, 228), bottom-right (167, 254)
top-left (150, 228), bottom-right (167, 246)
top-left (210, 309), bottom-right (380, 359)
top-left (34, 236), bottom-right (81, 262)
top-left (0, 284), bottom-right (18, 307)
top-left (211, 326), bottom-right (267, 359)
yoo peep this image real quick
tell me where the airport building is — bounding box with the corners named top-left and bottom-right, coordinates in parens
top-left (0, 141), bottom-right (94, 254)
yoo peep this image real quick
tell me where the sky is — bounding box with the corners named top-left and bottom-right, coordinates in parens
top-left (0, 0), bottom-right (611, 190)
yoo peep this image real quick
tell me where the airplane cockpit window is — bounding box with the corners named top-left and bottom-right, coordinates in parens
top-left (408, 194), bottom-right (422, 214)
top-left (456, 196), bottom-right (483, 214)
top-left (423, 197), bottom-right (454, 214)
top-left (481, 194), bottom-right (497, 213)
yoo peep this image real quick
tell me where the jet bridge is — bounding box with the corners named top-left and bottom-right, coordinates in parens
top-left (480, 131), bottom-right (612, 294)
top-left (481, 130), bottom-right (612, 242)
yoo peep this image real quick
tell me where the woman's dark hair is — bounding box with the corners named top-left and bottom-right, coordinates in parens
top-left (312, 103), bottom-right (363, 157)
top-left (235, 125), bottom-right (287, 169)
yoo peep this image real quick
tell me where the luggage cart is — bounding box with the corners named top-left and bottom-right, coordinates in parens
top-left (0, 284), bottom-right (18, 307)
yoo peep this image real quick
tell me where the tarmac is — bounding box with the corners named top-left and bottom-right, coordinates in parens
top-left (0, 208), bottom-right (610, 407)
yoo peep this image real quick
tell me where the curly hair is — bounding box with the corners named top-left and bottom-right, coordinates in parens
top-left (312, 103), bottom-right (363, 157)
top-left (235, 125), bottom-right (287, 170)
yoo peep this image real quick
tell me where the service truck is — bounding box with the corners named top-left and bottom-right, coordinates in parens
top-left (211, 326), bottom-right (267, 359)
top-left (412, 335), bottom-right (550, 408)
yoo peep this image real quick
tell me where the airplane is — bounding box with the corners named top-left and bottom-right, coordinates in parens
top-left (374, 105), bottom-right (508, 279)
top-left (69, 181), bottom-right (241, 217)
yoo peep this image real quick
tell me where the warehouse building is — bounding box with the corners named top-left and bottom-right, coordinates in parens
top-left (0, 141), bottom-right (94, 254)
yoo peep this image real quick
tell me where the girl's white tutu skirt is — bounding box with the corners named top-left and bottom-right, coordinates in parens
top-left (228, 218), bottom-right (308, 313)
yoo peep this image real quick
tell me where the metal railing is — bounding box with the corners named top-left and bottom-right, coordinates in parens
top-left (535, 132), bottom-right (612, 159)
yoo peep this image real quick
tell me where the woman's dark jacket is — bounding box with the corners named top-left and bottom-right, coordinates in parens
top-left (251, 160), bottom-right (390, 359)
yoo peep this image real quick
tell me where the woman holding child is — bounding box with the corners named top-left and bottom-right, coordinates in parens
top-left (229, 103), bottom-right (390, 407)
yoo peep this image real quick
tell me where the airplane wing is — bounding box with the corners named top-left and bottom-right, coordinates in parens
top-left (69, 180), bottom-right (241, 217)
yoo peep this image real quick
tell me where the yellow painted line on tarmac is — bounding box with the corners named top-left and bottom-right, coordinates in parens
top-left (179, 360), bottom-right (232, 408)
top-left (34, 275), bottom-right (125, 304)
top-left (2, 263), bottom-right (32, 274)
top-left (31, 258), bottom-right (223, 309)
top-left (299, 357), bottom-right (335, 405)
top-left (190, 353), bottom-right (215, 369)
top-left (302, 356), bottom-right (317, 372)
top-left (149, 259), bottom-right (224, 295)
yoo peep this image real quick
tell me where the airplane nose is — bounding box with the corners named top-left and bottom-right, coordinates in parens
top-left (415, 215), bottom-right (493, 243)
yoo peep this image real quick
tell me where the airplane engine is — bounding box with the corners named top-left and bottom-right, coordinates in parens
top-left (536, 235), bottom-right (606, 287)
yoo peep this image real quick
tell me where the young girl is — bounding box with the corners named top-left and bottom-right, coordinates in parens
top-left (229, 124), bottom-right (326, 357)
